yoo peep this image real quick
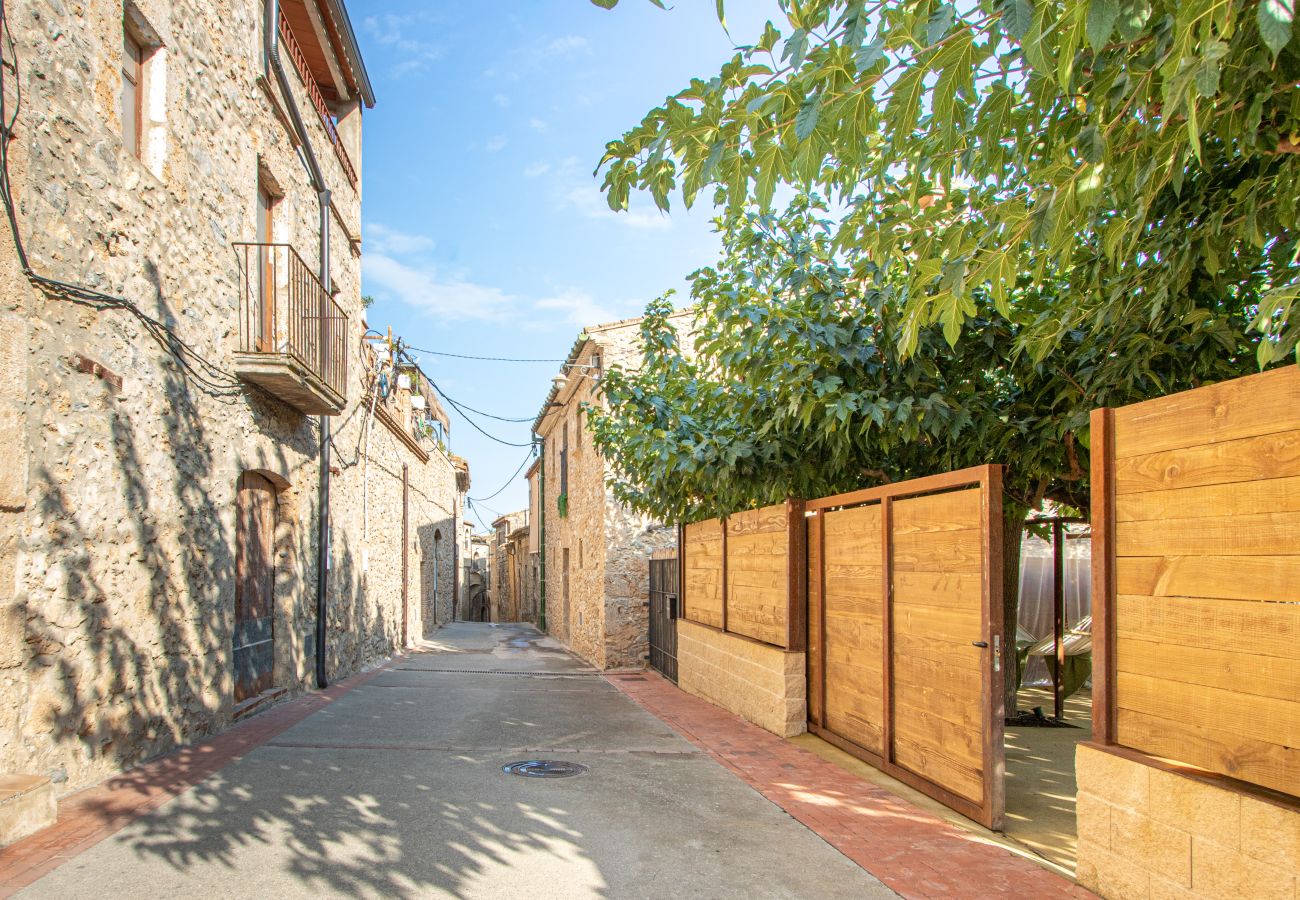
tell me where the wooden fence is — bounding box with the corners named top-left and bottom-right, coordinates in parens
top-left (1092, 366), bottom-right (1300, 799)
top-left (805, 465), bottom-right (1005, 829)
top-left (679, 500), bottom-right (806, 650)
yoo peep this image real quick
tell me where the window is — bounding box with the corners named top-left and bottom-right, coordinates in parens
top-left (121, 26), bottom-right (144, 156)
top-left (562, 548), bottom-right (570, 604)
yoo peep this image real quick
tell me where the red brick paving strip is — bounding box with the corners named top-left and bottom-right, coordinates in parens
top-left (608, 671), bottom-right (1095, 900)
top-left (0, 662), bottom-right (393, 898)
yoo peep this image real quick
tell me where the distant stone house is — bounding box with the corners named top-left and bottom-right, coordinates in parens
top-left (0, 0), bottom-right (461, 812)
top-left (490, 510), bottom-right (527, 622)
top-left (530, 313), bottom-right (689, 669)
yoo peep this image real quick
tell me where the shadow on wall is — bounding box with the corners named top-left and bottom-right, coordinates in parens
top-left (14, 261), bottom-right (367, 783)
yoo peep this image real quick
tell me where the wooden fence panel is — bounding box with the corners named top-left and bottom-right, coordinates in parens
top-left (1097, 365), bottom-right (1300, 798)
top-left (821, 504), bottom-right (885, 756)
top-left (683, 519), bottom-right (724, 629)
top-left (725, 504), bottom-right (789, 646)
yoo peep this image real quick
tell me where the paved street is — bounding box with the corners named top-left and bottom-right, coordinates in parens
top-left (15, 624), bottom-right (895, 899)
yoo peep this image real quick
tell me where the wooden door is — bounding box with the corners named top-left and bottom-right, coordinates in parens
top-left (890, 488), bottom-right (1001, 825)
top-left (234, 472), bottom-right (276, 702)
top-left (807, 467), bottom-right (1004, 829)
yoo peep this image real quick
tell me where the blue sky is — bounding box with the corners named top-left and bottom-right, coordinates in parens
top-left (351, 1), bottom-right (770, 529)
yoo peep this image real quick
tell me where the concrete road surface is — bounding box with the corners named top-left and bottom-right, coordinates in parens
top-left (19, 623), bottom-right (896, 899)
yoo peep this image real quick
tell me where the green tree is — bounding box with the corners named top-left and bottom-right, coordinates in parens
top-left (594, 0), bottom-right (1300, 363)
top-left (588, 197), bottom-right (1258, 705)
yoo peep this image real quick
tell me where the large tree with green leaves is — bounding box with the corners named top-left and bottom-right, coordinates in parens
top-left (588, 196), bottom-right (1259, 704)
top-left (594, 0), bottom-right (1300, 364)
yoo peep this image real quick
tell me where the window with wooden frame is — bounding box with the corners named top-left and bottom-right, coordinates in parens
top-left (121, 24), bottom-right (144, 157)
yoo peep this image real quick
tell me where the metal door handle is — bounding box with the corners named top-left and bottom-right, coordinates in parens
top-left (972, 641), bottom-right (989, 648)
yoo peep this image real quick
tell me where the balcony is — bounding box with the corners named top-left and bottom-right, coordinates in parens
top-left (233, 242), bottom-right (348, 415)
top-left (278, 10), bottom-right (358, 188)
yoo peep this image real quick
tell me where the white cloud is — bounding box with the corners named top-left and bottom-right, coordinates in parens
top-left (364, 223), bottom-right (435, 256)
top-left (363, 254), bottom-right (515, 322)
top-left (528, 117), bottom-right (549, 132)
top-left (485, 135), bottom-right (508, 153)
top-left (535, 291), bottom-right (620, 327)
top-left (362, 13), bottom-right (443, 77)
top-left (523, 161), bottom-right (551, 178)
top-left (493, 93), bottom-right (511, 108)
top-left (559, 184), bottom-right (672, 231)
top-left (539, 35), bottom-right (589, 58)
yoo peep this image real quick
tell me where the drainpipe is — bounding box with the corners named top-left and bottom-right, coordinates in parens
top-left (266, 0), bottom-right (332, 689)
top-left (538, 442), bottom-right (546, 633)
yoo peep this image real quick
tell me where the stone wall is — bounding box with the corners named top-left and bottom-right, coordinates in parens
top-left (1075, 743), bottom-right (1300, 899)
top-left (0, 0), bottom-right (457, 795)
top-left (677, 620), bottom-right (807, 738)
top-left (534, 315), bottom-right (686, 670)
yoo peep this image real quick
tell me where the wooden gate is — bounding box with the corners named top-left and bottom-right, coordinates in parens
top-left (648, 555), bottom-right (679, 682)
top-left (806, 465), bottom-right (1005, 829)
top-left (234, 472), bottom-right (277, 702)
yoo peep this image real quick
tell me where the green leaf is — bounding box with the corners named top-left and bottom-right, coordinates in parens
top-left (757, 21), bottom-right (781, 52)
top-left (927, 5), bottom-right (955, 45)
top-left (1086, 0), bottom-right (1120, 49)
top-left (1259, 0), bottom-right (1294, 55)
top-left (795, 94), bottom-right (822, 141)
top-left (998, 0), bottom-right (1034, 40)
top-left (1077, 125), bottom-right (1106, 163)
top-left (854, 35), bottom-right (886, 72)
top-left (715, 0), bottom-right (726, 29)
top-left (589, 0), bottom-right (618, 7)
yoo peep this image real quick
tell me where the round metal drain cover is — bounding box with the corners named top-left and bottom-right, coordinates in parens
top-left (502, 760), bottom-right (588, 779)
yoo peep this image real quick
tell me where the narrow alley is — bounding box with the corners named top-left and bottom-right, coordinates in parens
top-left (3, 624), bottom-right (896, 899)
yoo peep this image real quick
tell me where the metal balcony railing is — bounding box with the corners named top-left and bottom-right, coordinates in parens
top-left (278, 11), bottom-right (358, 188)
top-left (234, 242), bottom-right (347, 398)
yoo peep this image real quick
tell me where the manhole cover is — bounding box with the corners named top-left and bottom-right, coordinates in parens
top-left (502, 760), bottom-right (589, 779)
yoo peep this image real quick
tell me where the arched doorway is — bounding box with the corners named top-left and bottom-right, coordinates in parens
top-left (235, 471), bottom-right (277, 702)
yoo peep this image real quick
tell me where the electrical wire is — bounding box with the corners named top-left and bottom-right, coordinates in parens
top-left (0, 0), bottom-right (242, 398)
top-left (465, 498), bottom-right (495, 533)
top-left (393, 345), bottom-right (535, 447)
top-left (425, 384), bottom-right (535, 423)
top-left (403, 345), bottom-right (565, 363)
top-left (468, 447), bottom-right (535, 504)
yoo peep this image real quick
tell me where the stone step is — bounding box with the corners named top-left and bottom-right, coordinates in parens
top-left (0, 775), bottom-right (56, 848)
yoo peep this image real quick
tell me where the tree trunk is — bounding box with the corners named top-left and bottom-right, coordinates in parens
top-left (1001, 502), bottom-right (1027, 718)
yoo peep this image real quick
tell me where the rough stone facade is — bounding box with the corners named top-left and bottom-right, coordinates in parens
top-left (531, 314), bottom-right (687, 670)
top-left (1075, 744), bottom-right (1300, 899)
top-left (0, 0), bottom-right (461, 796)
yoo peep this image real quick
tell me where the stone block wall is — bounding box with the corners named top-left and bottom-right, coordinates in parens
top-left (1076, 743), bottom-right (1300, 899)
top-left (677, 620), bottom-right (806, 738)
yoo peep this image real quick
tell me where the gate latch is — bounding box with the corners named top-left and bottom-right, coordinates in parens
top-left (993, 634), bottom-right (1002, 673)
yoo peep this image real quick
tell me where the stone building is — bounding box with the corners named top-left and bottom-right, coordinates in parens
top-left (460, 533), bottom-right (491, 621)
top-left (530, 314), bottom-right (688, 669)
top-left (0, 0), bottom-right (462, 808)
top-left (507, 523), bottom-right (536, 624)
top-left (490, 510), bottom-right (527, 622)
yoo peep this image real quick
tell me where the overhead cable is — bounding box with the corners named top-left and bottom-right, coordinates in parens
top-left (403, 345), bottom-right (565, 364)
top-left (469, 448), bottom-right (535, 504)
